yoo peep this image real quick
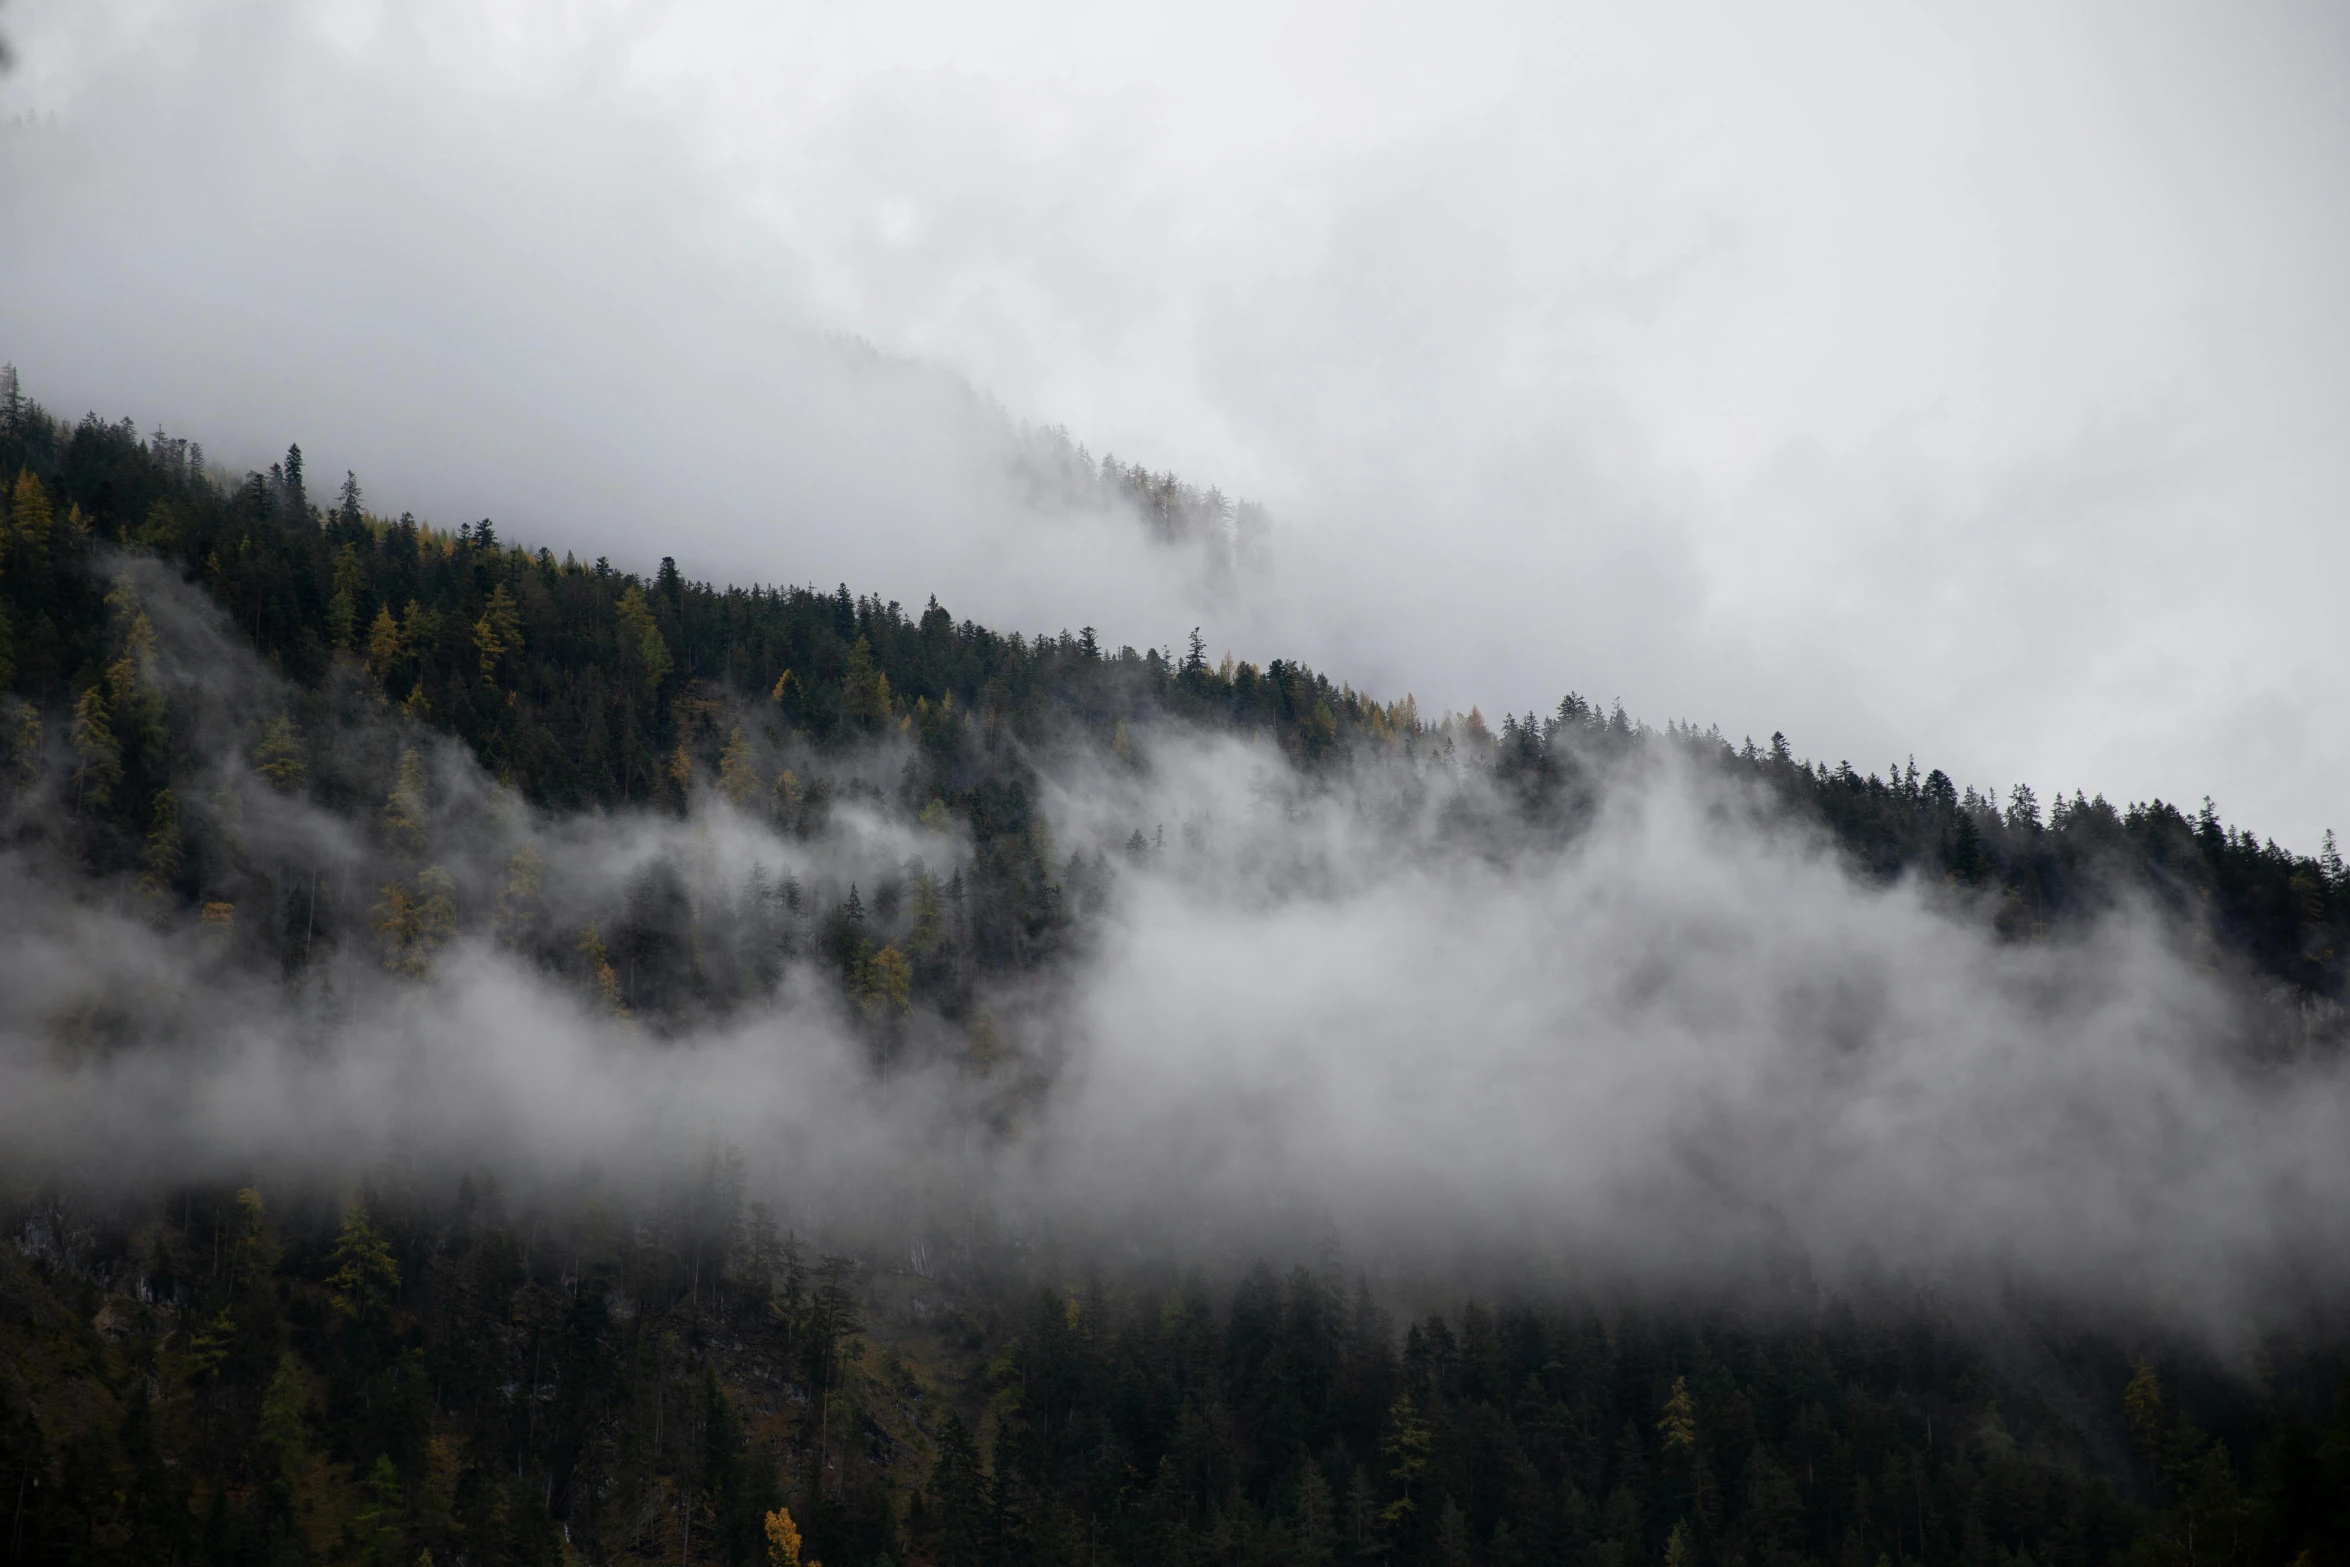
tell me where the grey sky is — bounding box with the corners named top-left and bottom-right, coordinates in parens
top-left (2, 0), bottom-right (2345, 847)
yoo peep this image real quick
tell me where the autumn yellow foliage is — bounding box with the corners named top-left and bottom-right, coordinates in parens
top-left (764, 1505), bottom-right (818, 1567)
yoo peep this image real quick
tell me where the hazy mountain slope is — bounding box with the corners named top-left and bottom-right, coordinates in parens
top-left (2, 375), bottom-right (2348, 1567)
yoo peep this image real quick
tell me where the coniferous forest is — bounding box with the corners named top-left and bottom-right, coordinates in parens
top-left (0, 368), bottom-right (2346, 1567)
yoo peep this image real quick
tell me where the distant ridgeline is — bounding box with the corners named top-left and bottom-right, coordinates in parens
top-left (1010, 419), bottom-right (1274, 584)
top-left (0, 367), bottom-right (2339, 1007)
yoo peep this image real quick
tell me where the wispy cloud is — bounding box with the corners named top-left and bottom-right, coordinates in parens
top-left (2, 563), bottom-right (2340, 1344)
top-left (5, 0), bottom-right (2347, 845)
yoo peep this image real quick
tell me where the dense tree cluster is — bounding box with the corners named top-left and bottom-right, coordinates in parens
top-left (3, 1177), bottom-right (2346, 1567)
top-left (0, 1171), bottom-right (901, 1566)
top-left (3, 370), bottom-right (2348, 1566)
top-left (3, 370), bottom-right (2341, 1017)
top-left (947, 1262), bottom-right (2350, 1567)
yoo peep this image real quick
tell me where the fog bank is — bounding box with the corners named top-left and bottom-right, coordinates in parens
top-left (2, 565), bottom-right (2343, 1342)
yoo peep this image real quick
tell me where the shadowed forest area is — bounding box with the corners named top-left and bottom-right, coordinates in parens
top-left (1, 371), bottom-right (2347, 1567)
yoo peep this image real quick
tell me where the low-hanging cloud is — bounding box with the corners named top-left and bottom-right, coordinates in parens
top-left (6, 0), bottom-right (2350, 847)
top-left (0, 1), bottom-right (1257, 658)
top-left (2, 562), bottom-right (2343, 1346)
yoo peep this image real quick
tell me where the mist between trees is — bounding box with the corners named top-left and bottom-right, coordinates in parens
top-left (2, 379), bottom-right (2349, 1567)
top-left (0, 411), bottom-right (2341, 1334)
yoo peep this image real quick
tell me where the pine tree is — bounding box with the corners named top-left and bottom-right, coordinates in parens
top-left (254, 714), bottom-right (309, 792)
top-left (1659, 1376), bottom-right (1698, 1453)
top-left (279, 442), bottom-right (306, 517)
top-left (140, 788), bottom-right (183, 896)
top-left (842, 636), bottom-right (892, 728)
top-left (492, 845), bottom-right (544, 947)
top-left (966, 1008), bottom-right (1001, 1076)
top-left (70, 684), bottom-right (119, 812)
top-left (327, 543), bottom-right (364, 652)
top-left (355, 1455), bottom-right (405, 1564)
top-left (866, 943), bottom-right (912, 1015)
top-left (371, 864), bottom-right (454, 976)
top-left (383, 748), bottom-right (429, 857)
top-left (579, 923), bottom-right (626, 1014)
top-left (616, 584), bottom-right (672, 693)
top-left (930, 1413), bottom-right (990, 1567)
top-left (8, 469), bottom-right (51, 576)
top-left (718, 725), bottom-right (760, 808)
top-left (1435, 1498), bottom-right (1472, 1567)
top-left (414, 865), bottom-right (457, 958)
top-left (400, 601), bottom-right (440, 669)
top-left (327, 1199), bottom-right (400, 1330)
top-left (372, 882), bottom-right (420, 973)
top-left (909, 872), bottom-right (945, 962)
top-left (1295, 1465), bottom-right (1340, 1567)
top-left (102, 596), bottom-right (163, 755)
top-left (256, 1351), bottom-right (307, 1494)
top-left (364, 604), bottom-right (403, 677)
top-left (473, 582), bottom-right (522, 682)
top-left (1379, 1393), bottom-right (1432, 1531)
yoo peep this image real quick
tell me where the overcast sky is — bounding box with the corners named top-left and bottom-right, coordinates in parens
top-left (2, 0), bottom-right (2345, 848)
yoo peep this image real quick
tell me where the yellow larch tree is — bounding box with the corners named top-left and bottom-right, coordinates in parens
top-left (364, 604), bottom-right (403, 677)
top-left (718, 726), bottom-right (760, 808)
top-left (372, 882), bottom-right (420, 973)
top-left (771, 768), bottom-right (802, 820)
top-left (866, 944), bottom-right (912, 1017)
top-left (578, 923), bottom-right (626, 1015)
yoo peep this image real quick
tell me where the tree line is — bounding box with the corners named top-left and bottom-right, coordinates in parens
top-left (2, 369), bottom-right (2342, 1020)
top-left (3, 1168), bottom-right (2345, 1567)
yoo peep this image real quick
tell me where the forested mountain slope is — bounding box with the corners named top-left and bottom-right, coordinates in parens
top-left (0, 372), bottom-right (2341, 1010)
top-left (1, 371), bottom-right (2347, 1567)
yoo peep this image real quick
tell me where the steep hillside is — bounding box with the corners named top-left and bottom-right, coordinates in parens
top-left (1, 372), bottom-right (2347, 1567)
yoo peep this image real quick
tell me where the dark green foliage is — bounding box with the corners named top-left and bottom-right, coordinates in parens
top-left (924, 1263), bottom-right (2349, 1567)
top-left (2, 372), bottom-right (2349, 1567)
top-left (3, 373), bottom-right (2343, 1019)
top-left (1, 1116), bottom-right (2346, 1567)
